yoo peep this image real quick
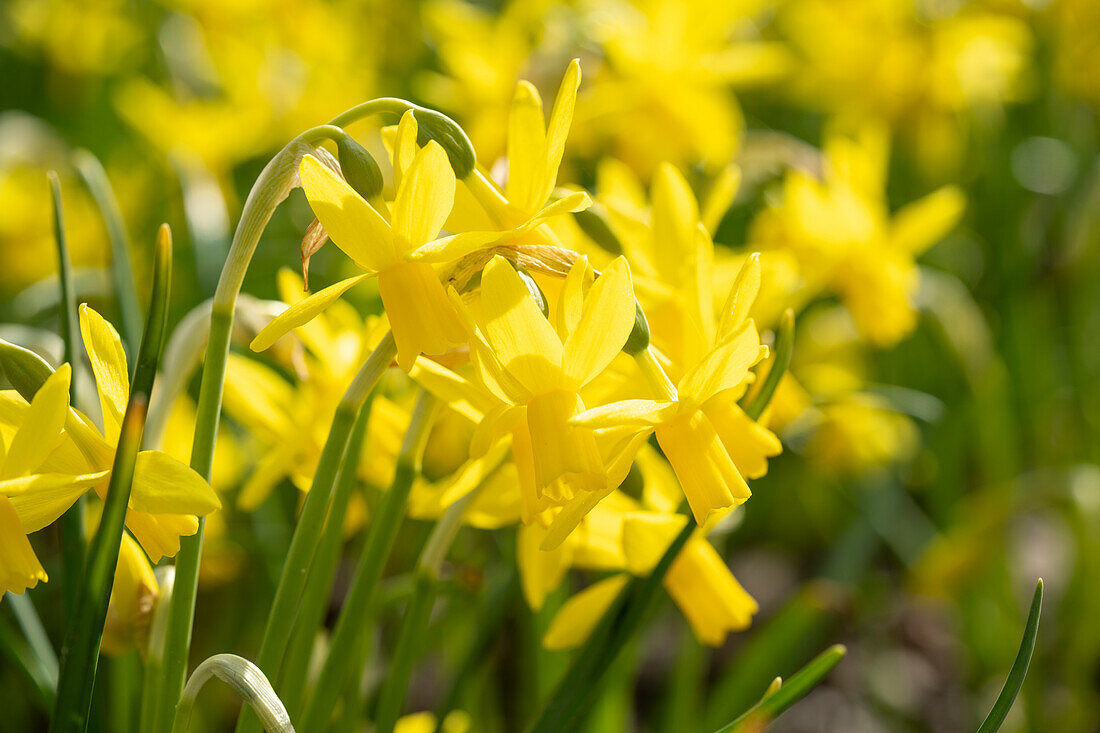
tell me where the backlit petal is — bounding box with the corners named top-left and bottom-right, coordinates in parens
top-left (507, 80), bottom-right (547, 213)
top-left (678, 322), bottom-right (764, 406)
top-left (129, 450), bottom-right (221, 516)
top-left (2, 364), bottom-right (70, 479)
top-left (299, 154), bottom-right (395, 270)
top-left (80, 304), bottom-right (129, 443)
top-left (540, 59), bottom-right (581, 206)
top-left (563, 257), bottom-right (637, 386)
top-left (392, 141), bottom-right (456, 252)
top-left (250, 274), bottom-right (371, 352)
top-left (542, 574), bottom-right (628, 650)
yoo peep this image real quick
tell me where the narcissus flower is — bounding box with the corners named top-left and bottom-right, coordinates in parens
top-left (411, 254), bottom-right (638, 541)
top-left (573, 257), bottom-right (780, 525)
top-left (0, 307), bottom-right (221, 563)
top-left (251, 139), bottom-right (487, 370)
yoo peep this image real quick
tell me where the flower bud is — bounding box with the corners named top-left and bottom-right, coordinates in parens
top-left (573, 206), bottom-right (623, 255)
top-left (335, 134), bottom-right (384, 200)
top-left (0, 338), bottom-right (54, 402)
top-left (621, 301), bottom-right (650, 355)
top-left (412, 108), bottom-right (476, 179)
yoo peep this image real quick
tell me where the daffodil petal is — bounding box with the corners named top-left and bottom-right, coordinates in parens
top-left (517, 522), bottom-right (572, 611)
top-left (129, 450), bottom-right (221, 516)
top-left (392, 110), bottom-right (419, 190)
top-left (555, 254), bottom-right (592, 342)
top-left (79, 304), bottom-right (129, 443)
top-left (410, 358), bottom-right (497, 423)
top-left (716, 254), bottom-right (761, 341)
top-left (125, 510), bottom-right (199, 563)
top-left (1, 470), bottom-right (109, 533)
top-left (666, 539), bottom-right (758, 645)
top-left (571, 399), bottom-right (675, 429)
top-left (393, 141), bottom-right (455, 252)
top-left (542, 574), bottom-right (629, 650)
top-left (678, 322), bottom-right (764, 406)
top-left (890, 185), bottom-right (966, 255)
top-left (476, 256), bottom-right (564, 394)
top-left (507, 80), bottom-right (547, 213)
top-left (540, 59), bottom-right (581, 205)
top-left (250, 274), bottom-right (371, 352)
top-left (563, 257), bottom-right (637, 386)
top-left (299, 154), bottom-right (395, 270)
top-left (540, 485), bottom-right (614, 551)
top-left (0, 496), bottom-right (47, 594)
top-left (622, 511), bottom-right (689, 575)
top-left (407, 230), bottom-right (502, 264)
top-left (2, 363), bottom-right (70, 480)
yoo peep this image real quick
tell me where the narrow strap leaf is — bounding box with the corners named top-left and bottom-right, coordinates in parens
top-left (976, 578), bottom-right (1043, 733)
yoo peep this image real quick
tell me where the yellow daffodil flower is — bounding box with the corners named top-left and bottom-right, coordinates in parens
top-left (252, 139), bottom-right (492, 370)
top-left (411, 254), bottom-right (638, 541)
top-left (750, 124), bottom-right (965, 346)
top-left (572, 256), bottom-right (779, 526)
top-left (101, 532), bottom-right (158, 656)
top-left (0, 308), bottom-right (221, 563)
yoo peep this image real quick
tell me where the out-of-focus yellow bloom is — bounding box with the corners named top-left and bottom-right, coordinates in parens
top-left (750, 125), bottom-right (965, 346)
top-left (572, 0), bottom-right (792, 175)
top-left (778, 0), bottom-right (1032, 176)
top-left (4, 0), bottom-right (141, 76)
top-left (1051, 0), bottom-right (1100, 107)
top-left (573, 257), bottom-right (778, 526)
top-left (395, 710), bottom-right (471, 733)
top-left (101, 532), bottom-right (159, 656)
top-left (0, 308), bottom-right (221, 563)
top-left (418, 0), bottom-right (550, 163)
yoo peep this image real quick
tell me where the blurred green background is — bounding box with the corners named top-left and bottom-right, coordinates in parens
top-left (2, 0), bottom-right (1099, 731)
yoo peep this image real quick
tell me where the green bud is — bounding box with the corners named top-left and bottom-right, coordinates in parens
top-left (412, 108), bottom-right (477, 179)
top-left (335, 134), bottom-right (384, 200)
top-left (514, 267), bottom-right (550, 319)
top-left (0, 338), bottom-right (54, 402)
top-left (573, 207), bottom-right (623, 255)
top-left (622, 301), bottom-right (651, 355)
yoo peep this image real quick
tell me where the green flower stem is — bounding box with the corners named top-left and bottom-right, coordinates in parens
top-left (155, 119), bottom-right (365, 733)
top-left (50, 225), bottom-right (172, 733)
top-left (433, 568), bottom-right (516, 730)
top-left (298, 391), bottom-right (438, 733)
top-left (73, 150), bottom-right (142, 353)
top-left (714, 644), bottom-right (847, 732)
top-left (172, 654), bottom-right (293, 733)
top-left (375, 465), bottom-right (494, 733)
top-left (234, 334), bottom-right (396, 733)
top-left (743, 308), bottom-right (794, 421)
top-left (976, 578), bottom-right (1043, 733)
top-left (139, 567), bottom-right (176, 733)
top-left (48, 171), bottom-right (86, 622)
top-left (278, 395), bottom-right (376, 720)
top-left (0, 610), bottom-right (55, 710)
top-left (526, 519), bottom-right (696, 733)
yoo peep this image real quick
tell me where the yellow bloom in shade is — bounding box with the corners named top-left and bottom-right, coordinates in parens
top-left (539, 479), bottom-right (757, 649)
top-left (0, 495), bottom-right (47, 595)
top-left (0, 307), bottom-right (221, 563)
top-left (101, 532), bottom-right (158, 656)
top-left (252, 138), bottom-right (491, 370)
top-left (395, 710), bottom-right (471, 733)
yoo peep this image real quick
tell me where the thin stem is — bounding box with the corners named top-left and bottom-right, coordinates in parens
top-left (48, 171), bottom-right (86, 622)
top-left (374, 469), bottom-right (492, 733)
top-left (156, 122), bottom-right (348, 733)
top-left (278, 396), bottom-right (376, 720)
top-left (297, 391), bottom-right (437, 733)
top-left (139, 567), bottom-right (176, 733)
top-left (743, 308), bottom-right (794, 422)
top-left (526, 520), bottom-right (695, 733)
top-left (235, 336), bottom-right (397, 733)
top-left (50, 225), bottom-right (172, 733)
top-left (73, 150), bottom-right (142, 352)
